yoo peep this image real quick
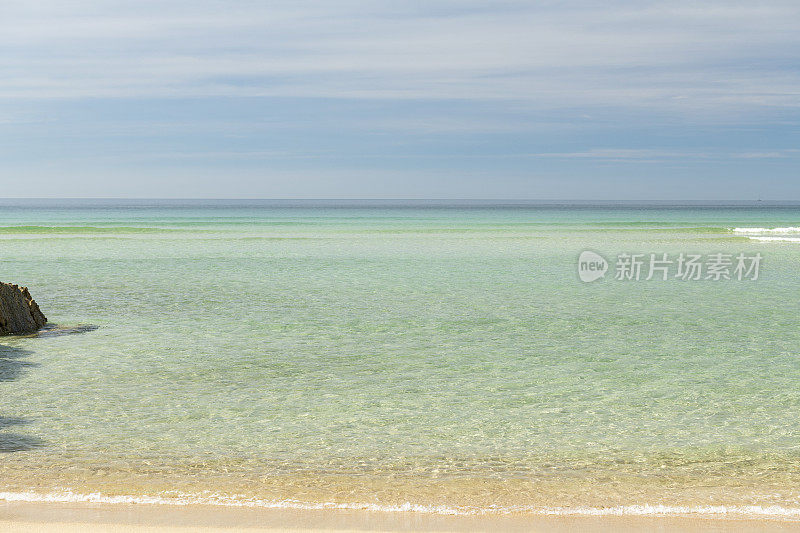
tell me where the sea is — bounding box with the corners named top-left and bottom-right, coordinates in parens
top-left (1, 199), bottom-right (800, 518)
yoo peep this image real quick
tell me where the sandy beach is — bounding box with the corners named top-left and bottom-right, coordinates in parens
top-left (3, 501), bottom-right (800, 533)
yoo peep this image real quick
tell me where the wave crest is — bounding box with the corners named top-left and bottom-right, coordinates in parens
top-left (732, 227), bottom-right (800, 234)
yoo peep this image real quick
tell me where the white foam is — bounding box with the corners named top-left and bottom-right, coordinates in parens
top-left (0, 490), bottom-right (467, 516)
top-left (732, 227), bottom-right (800, 234)
top-left (2, 490), bottom-right (800, 519)
top-left (748, 236), bottom-right (800, 242)
top-left (536, 504), bottom-right (800, 517)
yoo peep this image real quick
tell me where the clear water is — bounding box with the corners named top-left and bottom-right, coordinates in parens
top-left (2, 200), bottom-right (800, 514)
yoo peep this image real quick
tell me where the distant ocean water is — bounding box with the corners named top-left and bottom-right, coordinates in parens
top-left (2, 199), bottom-right (800, 516)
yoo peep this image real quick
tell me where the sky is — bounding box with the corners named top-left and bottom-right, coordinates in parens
top-left (1, 0), bottom-right (799, 199)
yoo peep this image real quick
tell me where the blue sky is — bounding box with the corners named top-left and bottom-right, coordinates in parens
top-left (1, 1), bottom-right (799, 199)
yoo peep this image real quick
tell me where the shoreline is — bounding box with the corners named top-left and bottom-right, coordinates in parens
top-left (0, 490), bottom-right (800, 526)
top-left (7, 488), bottom-right (800, 518)
top-left (3, 500), bottom-right (800, 533)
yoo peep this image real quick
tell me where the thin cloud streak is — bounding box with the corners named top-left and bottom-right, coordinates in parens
top-left (530, 149), bottom-right (800, 162)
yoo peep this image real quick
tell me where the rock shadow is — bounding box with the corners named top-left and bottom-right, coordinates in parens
top-left (0, 345), bottom-right (45, 452)
top-left (0, 432), bottom-right (44, 452)
top-left (33, 324), bottom-right (99, 338)
top-left (0, 345), bottom-right (36, 382)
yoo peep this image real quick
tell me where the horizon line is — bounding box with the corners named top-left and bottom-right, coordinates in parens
top-left (0, 197), bottom-right (793, 202)
top-left (0, 198), bottom-right (798, 206)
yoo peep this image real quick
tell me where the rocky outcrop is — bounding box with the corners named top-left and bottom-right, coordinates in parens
top-left (0, 283), bottom-right (46, 335)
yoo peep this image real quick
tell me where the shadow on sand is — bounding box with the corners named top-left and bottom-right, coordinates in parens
top-left (0, 344), bottom-right (45, 452)
top-left (0, 344), bottom-right (36, 382)
top-left (0, 416), bottom-right (44, 452)
top-left (0, 326), bottom-right (97, 452)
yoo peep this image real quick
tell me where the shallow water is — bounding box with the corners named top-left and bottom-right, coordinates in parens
top-left (1, 200), bottom-right (800, 515)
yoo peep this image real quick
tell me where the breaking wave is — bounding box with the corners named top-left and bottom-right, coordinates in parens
top-left (732, 227), bottom-right (800, 234)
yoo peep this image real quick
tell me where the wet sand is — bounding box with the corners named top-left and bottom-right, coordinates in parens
top-left (3, 501), bottom-right (800, 532)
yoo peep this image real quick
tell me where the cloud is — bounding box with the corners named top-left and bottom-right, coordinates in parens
top-left (530, 149), bottom-right (708, 162)
top-left (732, 149), bottom-right (800, 159)
top-left (530, 148), bottom-right (800, 162)
top-left (1, 0), bottom-right (800, 114)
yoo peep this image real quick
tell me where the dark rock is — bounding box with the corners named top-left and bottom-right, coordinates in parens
top-left (0, 283), bottom-right (47, 335)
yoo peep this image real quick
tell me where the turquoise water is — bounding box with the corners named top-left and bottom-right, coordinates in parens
top-left (2, 200), bottom-right (800, 514)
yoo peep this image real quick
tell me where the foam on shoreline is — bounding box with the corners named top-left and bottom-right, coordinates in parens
top-left (3, 490), bottom-right (800, 519)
